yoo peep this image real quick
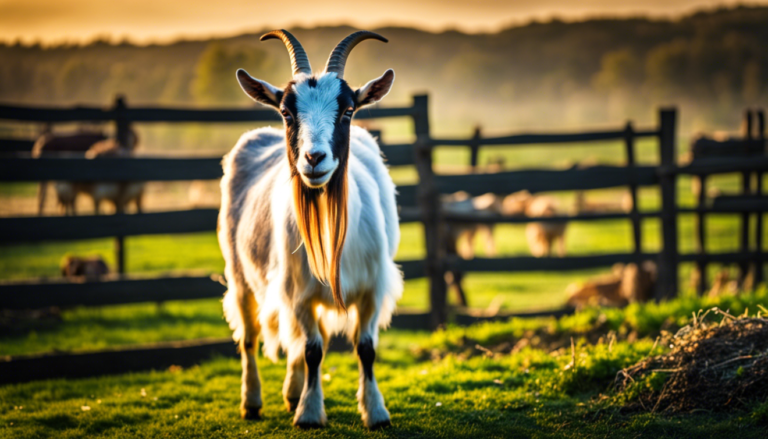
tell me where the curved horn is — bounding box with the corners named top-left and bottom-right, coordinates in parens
top-left (324, 31), bottom-right (388, 79)
top-left (260, 29), bottom-right (312, 77)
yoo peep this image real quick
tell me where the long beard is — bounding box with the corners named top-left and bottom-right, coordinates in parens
top-left (292, 168), bottom-right (348, 310)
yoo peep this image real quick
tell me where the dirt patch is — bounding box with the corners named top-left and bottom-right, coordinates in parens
top-left (415, 313), bottom-right (659, 361)
top-left (615, 311), bottom-right (768, 413)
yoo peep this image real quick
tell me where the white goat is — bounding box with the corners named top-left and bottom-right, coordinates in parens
top-left (218, 30), bottom-right (401, 429)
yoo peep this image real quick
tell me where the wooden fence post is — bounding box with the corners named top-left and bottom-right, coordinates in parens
top-left (695, 173), bottom-right (709, 295)
top-left (624, 121), bottom-right (643, 263)
top-left (113, 95), bottom-right (129, 275)
top-left (657, 108), bottom-right (678, 300)
top-left (739, 110), bottom-right (754, 286)
top-left (470, 126), bottom-right (481, 172)
top-left (411, 94), bottom-right (447, 329)
top-left (756, 109), bottom-right (765, 287)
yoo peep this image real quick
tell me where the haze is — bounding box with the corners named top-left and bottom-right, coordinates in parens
top-left (1, 0), bottom-right (765, 45)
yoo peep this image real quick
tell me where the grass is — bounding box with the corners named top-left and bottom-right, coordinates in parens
top-left (1, 137), bottom-right (767, 437)
top-left (2, 292), bottom-right (768, 438)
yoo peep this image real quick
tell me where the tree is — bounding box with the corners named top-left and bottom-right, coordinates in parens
top-left (192, 43), bottom-right (273, 105)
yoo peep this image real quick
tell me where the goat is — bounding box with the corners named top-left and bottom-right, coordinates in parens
top-left (574, 190), bottom-right (633, 214)
top-left (218, 30), bottom-right (401, 429)
top-left (443, 191), bottom-right (501, 259)
top-left (566, 262), bottom-right (656, 309)
top-left (502, 191), bottom-right (567, 257)
top-left (32, 131), bottom-right (107, 215)
top-left (54, 135), bottom-right (144, 215)
top-left (60, 255), bottom-right (110, 281)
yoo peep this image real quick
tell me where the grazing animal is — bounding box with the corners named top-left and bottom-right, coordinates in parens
top-left (55, 135), bottom-right (144, 215)
top-left (443, 191), bottom-right (501, 259)
top-left (32, 131), bottom-right (108, 215)
top-left (574, 190), bottom-right (633, 214)
top-left (60, 255), bottom-right (110, 281)
top-left (566, 262), bottom-right (656, 309)
top-left (218, 30), bottom-right (401, 429)
top-left (502, 191), bottom-right (567, 257)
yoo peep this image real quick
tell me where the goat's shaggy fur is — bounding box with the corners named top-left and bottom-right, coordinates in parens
top-left (218, 30), bottom-right (401, 428)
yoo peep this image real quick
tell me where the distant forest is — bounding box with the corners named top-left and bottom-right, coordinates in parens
top-left (1, 5), bottom-right (766, 134)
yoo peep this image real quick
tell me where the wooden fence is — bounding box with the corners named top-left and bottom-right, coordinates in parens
top-left (1, 97), bottom-right (766, 382)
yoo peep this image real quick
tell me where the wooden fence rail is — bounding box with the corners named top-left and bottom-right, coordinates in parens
top-left (1, 97), bottom-right (766, 383)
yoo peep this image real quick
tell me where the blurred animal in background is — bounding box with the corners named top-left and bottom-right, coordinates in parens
top-left (442, 191), bottom-right (502, 259)
top-left (502, 190), bottom-right (567, 257)
top-left (187, 180), bottom-right (221, 208)
top-left (51, 130), bottom-right (143, 215)
top-left (32, 129), bottom-right (108, 215)
top-left (574, 190), bottom-right (633, 214)
top-left (566, 261), bottom-right (656, 309)
top-left (693, 267), bottom-right (740, 298)
top-left (60, 255), bottom-right (110, 281)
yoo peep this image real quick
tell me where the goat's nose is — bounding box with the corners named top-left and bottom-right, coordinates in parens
top-left (305, 151), bottom-right (326, 167)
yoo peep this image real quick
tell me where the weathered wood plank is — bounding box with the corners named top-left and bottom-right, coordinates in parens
top-left (0, 275), bottom-right (226, 310)
top-left (443, 210), bottom-right (660, 224)
top-left (0, 156), bottom-right (223, 182)
top-left (0, 138), bottom-right (34, 154)
top-left (396, 184), bottom-right (418, 207)
top-left (0, 103), bottom-right (414, 124)
top-left (435, 165), bottom-right (658, 196)
top-left (380, 143), bottom-right (414, 167)
top-left (657, 108), bottom-right (679, 300)
top-left (0, 209), bottom-right (219, 243)
top-left (398, 259), bottom-right (426, 280)
top-left (0, 338), bottom-right (237, 384)
top-left (431, 128), bottom-right (658, 147)
top-left (670, 157), bottom-right (768, 176)
top-left (449, 253), bottom-right (660, 273)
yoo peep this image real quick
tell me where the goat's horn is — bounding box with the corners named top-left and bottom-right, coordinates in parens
top-left (324, 31), bottom-right (388, 79)
top-left (260, 29), bottom-right (312, 77)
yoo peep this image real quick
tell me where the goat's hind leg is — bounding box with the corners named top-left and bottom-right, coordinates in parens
top-left (355, 297), bottom-right (391, 429)
top-left (223, 282), bottom-right (263, 419)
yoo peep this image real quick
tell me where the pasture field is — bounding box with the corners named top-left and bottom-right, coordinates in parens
top-left (1, 136), bottom-right (766, 437)
top-left (1, 291), bottom-right (767, 438)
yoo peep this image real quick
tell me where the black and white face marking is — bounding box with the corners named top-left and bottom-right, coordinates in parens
top-left (237, 68), bottom-right (395, 189)
top-left (282, 73), bottom-right (356, 188)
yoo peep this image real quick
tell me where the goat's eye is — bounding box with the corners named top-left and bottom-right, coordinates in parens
top-left (341, 107), bottom-right (354, 122)
top-left (281, 109), bottom-right (293, 123)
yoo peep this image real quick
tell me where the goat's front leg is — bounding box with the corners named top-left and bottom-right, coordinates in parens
top-left (292, 303), bottom-right (327, 428)
top-left (355, 300), bottom-right (391, 429)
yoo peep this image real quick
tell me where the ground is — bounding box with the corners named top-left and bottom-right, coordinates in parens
top-left (2, 291), bottom-right (768, 438)
top-left (1, 136), bottom-right (767, 437)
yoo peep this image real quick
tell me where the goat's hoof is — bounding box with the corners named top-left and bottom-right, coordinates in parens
top-left (369, 419), bottom-right (392, 430)
top-left (240, 406), bottom-right (262, 420)
top-left (295, 421), bottom-right (324, 430)
top-left (285, 398), bottom-right (300, 412)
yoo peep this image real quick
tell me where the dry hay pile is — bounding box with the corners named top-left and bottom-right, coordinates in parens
top-left (615, 310), bottom-right (768, 413)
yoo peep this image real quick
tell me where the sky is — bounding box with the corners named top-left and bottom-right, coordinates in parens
top-left (0, 0), bottom-right (765, 45)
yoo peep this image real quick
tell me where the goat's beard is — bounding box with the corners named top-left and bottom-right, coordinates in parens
top-left (292, 167), bottom-right (348, 310)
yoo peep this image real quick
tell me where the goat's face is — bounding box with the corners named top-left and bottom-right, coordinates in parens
top-left (237, 70), bottom-right (394, 189)
top-left (234, 30), bottom-right (394, 309)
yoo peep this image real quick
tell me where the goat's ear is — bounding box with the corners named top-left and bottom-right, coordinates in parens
top-left (355, 69), bottom-right (395, 108)
top-left (236, 69), bottom-right (282, 108)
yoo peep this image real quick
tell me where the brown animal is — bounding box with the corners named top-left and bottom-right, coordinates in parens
top-left (32, 131), bottom-right (108, 215)
top-left (53, 133), bottom-right (144, 215)
top-left (574, 190), bottom-right (633, 214)
top-left (443, 191), bottom-right (502, 259)
top-left (566, 261), bottom-right (656, 309)
top-left (60, 255), bottom-right (110, 281)
top-left (503, 191), bottom-right (567, 257)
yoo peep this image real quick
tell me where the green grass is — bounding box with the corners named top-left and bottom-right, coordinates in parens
top-left (2, 292), bottom-right (768, 438)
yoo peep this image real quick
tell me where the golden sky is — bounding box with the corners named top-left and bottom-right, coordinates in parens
top-left (0, 0), bottom-right (764, 45)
